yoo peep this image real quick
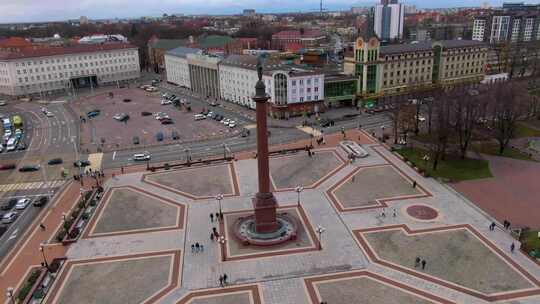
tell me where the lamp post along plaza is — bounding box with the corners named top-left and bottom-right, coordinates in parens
top-left (316, 225), bottom-right (326, 250)
top-left (39, 243), bottom-right (50, 270)
top-left (295, 186), bottom-right (304, 207)
top-left (216, 194), bottom-right (223, 215)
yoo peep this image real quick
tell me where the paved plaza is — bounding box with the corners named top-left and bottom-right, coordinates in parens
top-left (44, 132), bottom-right (540, 304)
top-left (85, 187), bottom-right (185, 237)
top-left (143, 163), bottom-right (238, 199)
top-left (269, 150), bottom-right (344, 190)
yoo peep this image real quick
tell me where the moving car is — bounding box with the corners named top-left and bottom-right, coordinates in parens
top-left (141, 111), bottom-right (152, 116)
top-left (33, 196), bottom-right (48, 207)
top-left (48, 158), bottom-right (63, 165)
top-left (123, 98), bottom-right (132, 103)
top-left (133, 153), bottom-right (151, 161)
top-left (73, 160), bottom-right (90, 167)
top-left (1, 198), bottom-right (17, 210)
top-left (2, 211), bottom-right (18, 224)
top-left (113, 113), bottom-right (130, 122)
top-left (15, 198), bottom-right (30, 210)
top-left (19, 164), bottom-right (40, 172)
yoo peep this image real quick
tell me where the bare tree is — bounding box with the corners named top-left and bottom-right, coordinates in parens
top-left (452, 86), bottom-right (481, 159)
top-left (488, 82), bottom-right (528, 154)
top-left (428, 91), bottom-right (453, 170)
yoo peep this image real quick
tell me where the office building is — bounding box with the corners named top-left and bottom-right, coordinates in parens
top-left (374, 0), bottom-right (405, 41)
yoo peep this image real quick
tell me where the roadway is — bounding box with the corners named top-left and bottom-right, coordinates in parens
top-left (0, 101), bottom-right (79, 259)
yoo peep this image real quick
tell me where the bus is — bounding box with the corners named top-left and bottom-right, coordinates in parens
top-left (12, 115), bottom-right (22, 128)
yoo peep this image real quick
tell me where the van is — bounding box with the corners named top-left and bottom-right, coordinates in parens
top-left (194, 114), bottom-right (206, 121)
top-left (133, 153), bottom-right (151, 161)
top-left (6, 138), bottom-right (17, 151)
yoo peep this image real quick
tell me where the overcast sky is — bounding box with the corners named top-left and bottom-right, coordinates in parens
top-left (0, 0), bottom-right (537, 23)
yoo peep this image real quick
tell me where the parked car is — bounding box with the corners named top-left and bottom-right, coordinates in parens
top-left (14, 129), bottom-right (23, 139)
top-left (156, 132), bottom-right (164, 141)
top-left (15, 198), bottom-right (30, 210)
top-left (0, 100), bottom-right (6, 106)
top-left (133, 153), bottom-right (151, 161)
top-left (194, 114), bottom-right (206, 121)
top-left (19, 165), bottom-right (40, 172)
top-left (17, 142), bottom-right (27, 150)
top-left (154, 112), bottom-right (169, 120)
top-left (87, 110), bottom-right (101, 118)
top-left (48, 158), bottom-right (63, 165)
top-left (33, 196), bottom-right (48, 207)
top-left (73, 160), bottom-right (90, 167)
top-left (206, 111), bottom-right (214, 117)
top-left (171, 131), bottom-right (180, 140)
top-left (133, 136), bottom-right (140, 145)
top-left (123, 98), bottom-right (132, 103)
top-left (45, 111), bottom-right (54, 117)
top-left (161, 99), bottom-right (172, 105)
top-left (141, 111), bottom-right (152, 116)
top-left (113, 113), bottom-right (129, 122)
top-left (2, 211), bottom-right (18, 224)
top-left (229, 123), bottom-right (236, 128)
top-left (1, 199), bottom-right (17, 211)
top-left (161, 118), bottom-right (174, 125)
top-left (0, 163), bottom-right (16, 170)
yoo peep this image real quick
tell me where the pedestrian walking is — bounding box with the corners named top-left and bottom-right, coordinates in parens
top-left (215, 212), bottom-right (220, 222)
top-left (415, 257), bottom-right (421, 267)
top-left (39, 223), bottom-right (46, 230)
top-left (195, 242), bottom-right (200, 252)
top-left (210, 213), bottom-right (214, 222)
top-left (200, 244), bottom-right (204, 252)
top-left (507, 221), bottom-right (511, 229)
top-left (489, 222), bottom-right (496, 231)
top-left (381, 208), bottom-right (386, 218)
top-left (220, 212), bottom-right (224, 221)
top-left (392, 208), bottom-right (396, 217)
top-left (510, 242), bottom-right (515, 253)
top-left (412, 180), bottom-right (417, 188)
top-left (210, 232), bottom-right (214, 241)
top-left (421, 259), bottom-right (426, 270)
top-left (121, 167), bottom-right (124, 174)
top-left (219, 275), bottom-right (224, 287)
top-left (351, 175), bottom-right (355, 183)
top-left (223, 273), bottom-right (228, 284)
top-left (191, 244), bottom-right (195, 253)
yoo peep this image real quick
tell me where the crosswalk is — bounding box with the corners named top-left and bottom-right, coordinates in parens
top-left (0, 180), bottom-right (65, 192)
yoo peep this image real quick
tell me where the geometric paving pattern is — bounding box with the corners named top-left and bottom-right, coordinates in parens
top-left (327, 164), bottom-right (430, 212)
top-left (45, 250), bottom-right (182, 304)
top-left (219, 206), bottom-right (318, 261)
top-left (269, 149), bottom-right (345, 191)
top-left (354, 224), bottom-right (540, 301)
top-left (175, 284), bottom-right (262, 304)
top-left (83, 186), bottom-right (185, 238)
top-left (143, 163), bottom-right (240, 199)
top-left (304, 271), bottom-right (453, 304)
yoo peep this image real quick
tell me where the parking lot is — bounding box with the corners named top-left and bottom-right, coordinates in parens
top-left (72, 88), bottom-right (241, 153)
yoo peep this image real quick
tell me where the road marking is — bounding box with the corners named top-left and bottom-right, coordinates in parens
top-left (296, 126), bottom-right (322, 137)
top-left (87, 153), bottom-right (104, 171)
top-left (112, 151), bottom-right (117, 160)
top-left (8, 229), bottom-right (18, 241)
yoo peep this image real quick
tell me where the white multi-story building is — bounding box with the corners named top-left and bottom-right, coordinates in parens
top-left (374, 0), bottom-right (404, 41)
top-left (218, 54), bottom-right (324, 118)
top-left (164, 47), bottom-right (201, 89)
top-left (472, 18), bottom-right (487, 41)
top-left (490, 15), bottom-right (511, 43)
top-left (0, 43), bottom-right (140, 97)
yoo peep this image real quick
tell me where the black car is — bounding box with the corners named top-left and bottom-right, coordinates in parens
top-left (48, 158), bottom-right (63, 165)
top-left (1, 199), bottom-right (17, 210)
top-left (119, 114), bottom-right (130, 122)
top-left (73, 160), bottom-right (91, 167)
top-left (141, 111), bottom-right (152, 116)
top-left (156, 132), bottom-right (164, 141)
top-left (171, 131), bottom-right (180, 140)
top-left (123, 98), bottom-right (132, 103)
top-left (133, 136), bottom-right (140, 145)
top-left (161, 118), bottom-right (174, 125)
top-left (33, 196), bottom-right (48, 207)
top-left (87, 110), bottom-right (101, 118)
top-left (19, 165), bottom-right (40, 172)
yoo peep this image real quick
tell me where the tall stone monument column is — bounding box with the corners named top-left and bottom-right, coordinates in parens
top-left (251, 59), bottom-right (278, 234)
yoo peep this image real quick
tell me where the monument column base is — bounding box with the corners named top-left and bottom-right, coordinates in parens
top-left (252, 192), bottom-right (278, 233)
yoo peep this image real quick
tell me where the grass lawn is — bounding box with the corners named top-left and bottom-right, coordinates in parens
top-left (396, 147), bottom-right (492, 181)
top-left (514, 122), bottom-right (540, 138)
top-left (520, 230), bottom-right (540, 257)
top-left (473, 142), bottom-right (534, 161)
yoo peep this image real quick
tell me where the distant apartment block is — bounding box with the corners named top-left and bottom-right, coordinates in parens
top-left (271, 29), bottom-right (326, 51)
top-left (472, 4), bottom-right (540, 43)
top-left (0, 43), bottom-right (140, 97)
top-left (374, 0), bottom-right (404, 41)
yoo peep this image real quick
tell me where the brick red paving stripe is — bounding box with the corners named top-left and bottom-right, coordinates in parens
top-left (175, 284), bottom-right (262, 304)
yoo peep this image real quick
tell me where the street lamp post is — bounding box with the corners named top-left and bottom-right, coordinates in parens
top-left (39, 243), bottom-right (50, 271)
top-left (216, 194), bottom-right (223, 215)
top-left (316, 225), bottom-right (326, 250)
top-left (184, 148), bottom-right (191, 164)
top-left (295, 186), bottom-right (304, 207)
top-left (219, 236), bottom-right (227, 261)
top-left (222, 143), bottom-right (227, 159)
top-left (62, 212), bottom-right (67, 232)
top-left (6, 287), bottom-right (15, 304)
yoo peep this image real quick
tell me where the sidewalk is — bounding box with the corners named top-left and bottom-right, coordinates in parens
top-left (0, 179), bottom-right (92, 303)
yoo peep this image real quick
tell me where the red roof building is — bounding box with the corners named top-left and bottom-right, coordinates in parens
top-left (271, 29), bottom-right (326, 50)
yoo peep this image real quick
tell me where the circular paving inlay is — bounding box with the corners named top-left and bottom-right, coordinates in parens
top-left (406, 205), bottom-right (439, 220)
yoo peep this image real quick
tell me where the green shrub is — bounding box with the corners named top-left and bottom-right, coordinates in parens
top-left (17, 270), bottom-right (41, 301)
top-left (56, 230), bottom-right (66, 242)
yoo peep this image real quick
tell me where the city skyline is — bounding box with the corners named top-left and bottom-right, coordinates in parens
top-left (1, 0), bottom-right (537, 24)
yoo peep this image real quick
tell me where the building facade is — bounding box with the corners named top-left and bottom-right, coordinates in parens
top-left (187, 53), bottom-right (220, 99)
top-left (164, 47), bottom-right (201, 88)
top-left (271, 30), bottom-right (326, 50)
top-left (345, 37), bottom-right (487, 101)
top-left (0, 43), bottom-right (140, 97)
top-left (374, 0), bottom-right (404, 41)
top-left (472, 11), bottom-right (540, 43)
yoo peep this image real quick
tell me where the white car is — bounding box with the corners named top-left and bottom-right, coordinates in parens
top-left (15, 198), bottom-right (30, 210)
top-left (229, 123), bottom-right (236, 128)
top-left (2, 211), bottom-right (18, 224)
top-left (113, 113), bottom-right (128, 121)
top-left (194, 114), bottom-right (206, 121)
top-left (222, 119), bottom-right (230, 125)
top-left (4, 130), bottom-right (12, 139)
top-left (133, 153), bottom-right (151, 161)
top-left (0, 100), bottom-right (6, 106)
top-left (45, 111), bottom-right (54, 117)
top-left (227, 120), bottom-right (236, 126)
top-left (161, 99), bottom-right (172, 105)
